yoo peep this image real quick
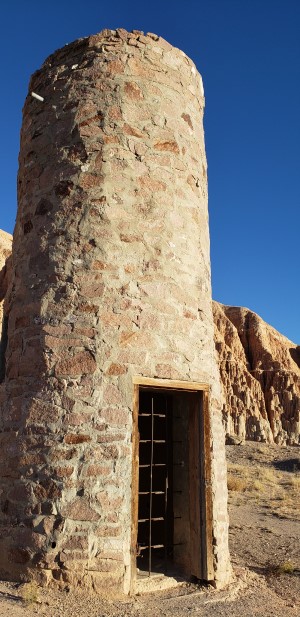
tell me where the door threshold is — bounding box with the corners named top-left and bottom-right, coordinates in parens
top-left (135, 571), bottom-right (186, 594)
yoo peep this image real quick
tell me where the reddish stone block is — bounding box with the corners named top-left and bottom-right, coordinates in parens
top-left (108, 105), bottom-right (122, 121)
top-left (65, 412), bottom-right (92, 427)
top-left (44, 335), bottom-right (83, 348)
top-left (124, 81), bottom-right (144, 100)
top-left (8, 483), bottom-right (32, 503)
top-left (155, 363), bottom-right (181, 379)
top-left (26, 399), bottom-right (61, 424)
top-left (54, 466), bottom-right (74, 478)
top-left (85, 464), bottom-right (111, 477)
top-left (96, 492), bottom-right (123, 510)
top-left (181, 113), bottom-right (193, 130)
top-left (78, 173), bottom-right (102, 190)
top-left (183, 309), bottom-right (197, 320)
top-left (55, 350), bottom-right (97, 377)
top-left (42, 324), bottom-right (72, 336)
top-left (61, 535), bottom-right (88, 550)
top-left (61, 497), bottom-right (99, 521)
top-left (123, 123), bottom-right (144, 138)
top-left (64, 434), bottom-right (91, 445)
top-left (77, 302), bottom-right (98, 314)
top-left (103, 384), bottom-right (122, 405)
top-left (154, 140), bottom-right (179, 154)
top-left (15, 315), bottom-right (31, 329)
top-left (8, 547), bottom-right (31, 564)
top-left (106, 363), bottom-right (127, 376)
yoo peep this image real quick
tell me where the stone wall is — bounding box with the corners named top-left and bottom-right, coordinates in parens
top-left (213, 301), bottom-right (300, 444)
top-left (0, 29), bottom-right (230, 592)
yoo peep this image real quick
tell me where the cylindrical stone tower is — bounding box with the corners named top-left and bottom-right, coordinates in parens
top-left (0, 29), bottom-right (230, 593)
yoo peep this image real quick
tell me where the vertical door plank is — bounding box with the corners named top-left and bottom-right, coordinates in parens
top-left (200, 389), bottom-right (214, 580)
top-left (189, 393), bottom-right (202, 578)
top-left (130, 384), bottom-right (139, 594)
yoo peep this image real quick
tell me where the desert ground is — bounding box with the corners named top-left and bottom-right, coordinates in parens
top-left (0, 442), bottom-right (299, 617)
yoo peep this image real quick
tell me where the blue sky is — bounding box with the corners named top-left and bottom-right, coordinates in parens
top-left (1, 1), bottom-right (299, 342)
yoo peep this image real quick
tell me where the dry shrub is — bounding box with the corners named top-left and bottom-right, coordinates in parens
top-left (21, 581), bottom-right (40, 605)
top-left (227, 475), bottom-right (247, 492)
top-left (266, 560), bottom-right (296, 576)
top-left (252, 479), bottom-right (264, 492)
top-left (284, 476), bottom-right (300, 489)
top-left (256, 467), bottom-right (279, 484)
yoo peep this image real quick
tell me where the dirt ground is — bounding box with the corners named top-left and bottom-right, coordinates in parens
top-left (0, 442), bottom-right (299, 617)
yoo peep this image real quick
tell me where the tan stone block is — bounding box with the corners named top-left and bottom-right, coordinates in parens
top-left (105, 59), bottom-right (126, 75)
top-left (96, 550), bottom-right (123, 561)
top-left (123, 123), bottom-right (144, 138)
top-left (91, 443), bottom-right (119, 460)
top-left (79, 281), bottom-right (104, 299)
top-left (96, 432), bottom-right (125, 443)
top-left (96, 525), bottom-right (121, 537)
top-left (103, 384), bottom-right (122, 405)
top-left (138, 173), bottom-right (166, 192)
top-left (155, 364), bottom-right (182, 380)
top-left (96, 492), bottom-right (123, 510)
top-left (99, 407), bottom-right (128, 427)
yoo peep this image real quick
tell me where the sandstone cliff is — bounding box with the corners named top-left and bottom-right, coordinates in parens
top-left (213, 301), bottom-right (300, 445)
top-left (0, 230), bottom-right (12, 326)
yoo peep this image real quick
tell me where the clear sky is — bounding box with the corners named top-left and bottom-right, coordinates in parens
top-left (1, 1), bottom-right (299, 342)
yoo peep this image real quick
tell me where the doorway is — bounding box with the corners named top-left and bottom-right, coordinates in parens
top-left (131, 378), bottom-right (213, 590)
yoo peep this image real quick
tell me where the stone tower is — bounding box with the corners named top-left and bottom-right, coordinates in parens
top-left (0, 29), bottom-right (230, 593)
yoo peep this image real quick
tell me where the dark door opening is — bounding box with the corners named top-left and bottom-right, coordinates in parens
top-left (131, 380), bottom-right (213, 587)
top-left (137, 389), bottom-right (174, 576)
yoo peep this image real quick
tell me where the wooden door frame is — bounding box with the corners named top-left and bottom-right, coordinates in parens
top-left (130, 377), bottom-right (213, 593)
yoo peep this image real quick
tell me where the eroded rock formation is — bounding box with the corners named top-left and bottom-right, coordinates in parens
top-left (0, 230), bottom-right (12, 340)
top-left (213, 301), bottom-right (300, 445)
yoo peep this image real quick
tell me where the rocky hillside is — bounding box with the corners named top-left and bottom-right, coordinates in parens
top-left (213, 301), bottom-right (300, 445)
top-left (0, 229), bottom-right (12, 327)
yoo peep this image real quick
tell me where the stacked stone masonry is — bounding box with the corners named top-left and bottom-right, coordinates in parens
top-left (0, 29), bottom-right (230, 592)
